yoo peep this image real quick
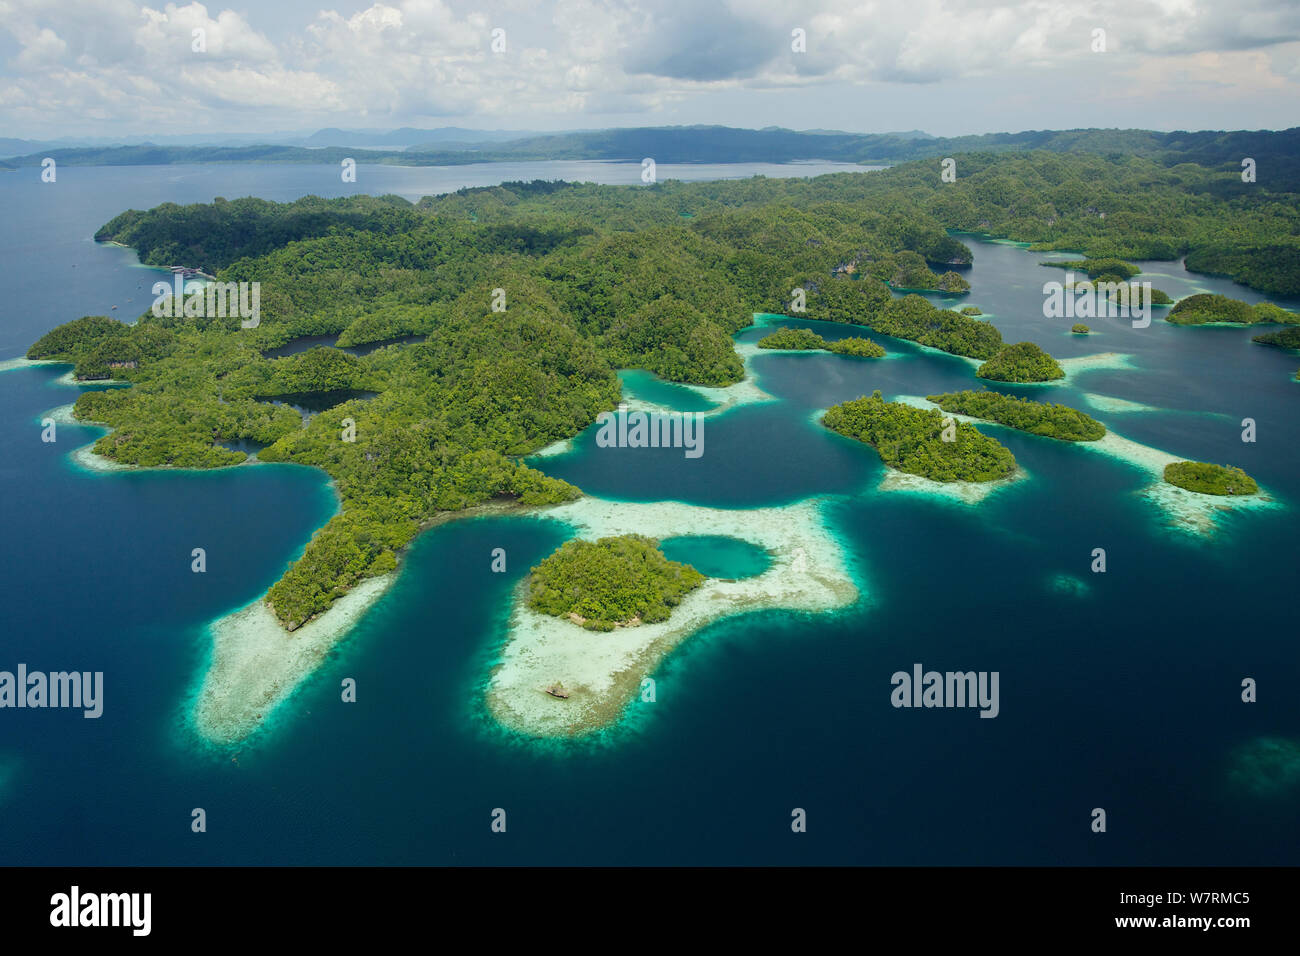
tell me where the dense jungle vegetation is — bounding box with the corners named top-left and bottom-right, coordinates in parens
top-left (757, 327), bottom-right (886, 357)
top-left (927, 391), bottom-right (1106, 441)
top-left (33, 148), bottom-right (1299, 626)
top-left (1163, 462), bottom-right (1259, 496)
top-left (526, 534), bottom-right (705, 631)
top-left (821, 391), bottom-right (1017, 482)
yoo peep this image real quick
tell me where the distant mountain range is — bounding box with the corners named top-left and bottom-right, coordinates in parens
top-left (296, 127), bottom-right (534, 148)
top-left (0, 125), bottom-right (937, 158)
top-left (4, 125), bottom-right (1298, 190)
top-left (0, 126), bottom-right (535, 157)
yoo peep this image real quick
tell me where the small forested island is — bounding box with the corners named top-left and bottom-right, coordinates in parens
top-left (1252, 327), bottom-right (1300, 350)
top-left (960, 306), bottom-right (983, 316)
top-left (1163, 461), bottom-right (1259, 496)
top-left (1071, 323), bottom-right (1091, 334)
top-left (822, 391), bottom-right (1017, 482)
top-left (1104, 285), bottom-right (1171, 306)
top-left (828, 337), bottom-right (888, 357)
top-left (757, 327), bottom-right (826, 350)
top-left (1042, 257), bottom-right (1141, 279)
top-left (1166, 293), bottom-right (1298, 326)
top-left (757, 327), bottom-right (885, 357)
top-left (1039, 259), bottom-right (1172, 304)
top-left (976, 341), bottom-right (1065, 382)
top-left (526, 534), bottom-right (705, 631)
top-left (927, 390), bottom-right (1105, 441)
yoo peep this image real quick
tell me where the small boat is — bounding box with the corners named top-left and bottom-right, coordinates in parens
top-left (545, 683), bottom-right (570, 699)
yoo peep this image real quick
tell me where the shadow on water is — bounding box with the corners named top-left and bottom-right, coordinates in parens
top-left (254, 389), bottom-right (379, 423)
top-left (260, 334), bottom-right (425, 360)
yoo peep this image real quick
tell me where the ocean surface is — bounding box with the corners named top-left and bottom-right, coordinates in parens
top-left (1, 162), bottom-right (1298, 865)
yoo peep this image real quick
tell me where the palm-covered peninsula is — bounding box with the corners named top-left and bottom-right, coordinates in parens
top-left (757, 327), bottom-right (886, 357)
top-left (927, 391), bottom-right (1105, 441)
top-left (822, 391), bottom-right (1017, 482)
top-left (33, 149), bottom-right (1300, 629)
top-left (1163, 462), bottom-right (1259, 496)
top-left (527, 534), bottom-right (705, 631)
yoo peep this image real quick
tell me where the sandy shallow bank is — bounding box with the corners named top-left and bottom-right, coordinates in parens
top-left (41, 402), bottom-right (83, 426)
top-left (530, 437), bottom-right (574, 458)
top-left (192, 575), bottom-right (394, 745)
top-left (1080, 392), bottom-right (1158, 414)
top-left (0, 357), bottom-right (60, 374)
top-left (1057, 352), bottom-right (1134, 381)
top-left (875, 465), bottom-right (1029, 504)
top-left (52, 369), bottom-right (124, 387)
top-left (70, 443), bottom-right (134, 472)
top-left (485, 495), bottom-right (860, 739)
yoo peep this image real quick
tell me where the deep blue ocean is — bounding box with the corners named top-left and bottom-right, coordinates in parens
top-left (1, 162), bottom-right (1298, 865)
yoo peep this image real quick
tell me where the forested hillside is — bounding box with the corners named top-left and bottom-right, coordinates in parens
top-left (45, 148), bottom-right (1300, 627)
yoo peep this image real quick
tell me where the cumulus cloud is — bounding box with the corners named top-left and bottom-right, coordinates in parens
top-left (621, 0), bottom-right (778, 82)
top-left (0, 0), bottom-right (1296, 133)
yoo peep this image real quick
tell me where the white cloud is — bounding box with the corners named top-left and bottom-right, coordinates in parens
top-left (0, 0), bottom-right (1296, 134)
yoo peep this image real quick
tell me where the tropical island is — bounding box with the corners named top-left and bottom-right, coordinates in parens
top-left (1071, 324), bottom-right (1091, 334)
top-left (26, 144), bottom-right (1300, 741)
top-left (927, 391), bottom-right (1106, 441)
top-left (486, 497), bottom-right (857, 738)
top-left (757, 327), bottom-right (886, 358)
top-left (1166, 293), bottom-right (1298, 326)
top-left (1252, 327), bottom-right (1300, 350)
top-left (976, 341), bottom-right (1065, 382)
top-left (527, 534), bottom-right (705, 631)
top-left (821, 391), bottom-right (1017, 482)
top-left (1039, 257), bottom-right (1174, 310)
top-left (1163, 461), bottom-right (1259, 496)
top-left (1042, 257), bottom-right (1141, 280)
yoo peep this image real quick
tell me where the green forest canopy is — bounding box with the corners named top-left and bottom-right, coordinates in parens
top-left (1163, 461), bottom-right (1259, 496)
top-left (33, 148), bottom-right (1300, 627)
top-left (927, 390), bottom-right (1105, 441)
top-left (757, 327), bottom-right (886, 357)
top-left (527, 534), bottom-right (705, 631)
top-left (822, 391), bottom-right (1017, 482)
top-left (976, 342), bottom-right (1065, 383)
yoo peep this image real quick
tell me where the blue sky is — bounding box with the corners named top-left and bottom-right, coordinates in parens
top-left (1, 0), bottom-right (1298, 139)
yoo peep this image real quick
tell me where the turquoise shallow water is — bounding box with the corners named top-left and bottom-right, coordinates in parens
top-left (2, 166), bottom-right (1299, 864)
top-left (659, 535), bottom-right (771, 579)
top-left (618, 369), bottom-right (720, 412)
